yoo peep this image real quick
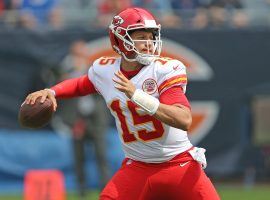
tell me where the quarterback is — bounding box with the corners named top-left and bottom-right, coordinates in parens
top-left (24, 7), bottom-right (220, 200)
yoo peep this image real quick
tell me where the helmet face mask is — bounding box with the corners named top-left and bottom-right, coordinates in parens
top-left (109, 8), bottom-right (162, 65)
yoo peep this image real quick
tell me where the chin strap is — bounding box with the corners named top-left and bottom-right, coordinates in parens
top-left (121, 51), bottom-right (156, 66)
top-left (135, 54), bottom-right (155, 65)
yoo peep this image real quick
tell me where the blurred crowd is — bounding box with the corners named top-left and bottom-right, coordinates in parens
top-left (0, 0), bottom-right (269, 30)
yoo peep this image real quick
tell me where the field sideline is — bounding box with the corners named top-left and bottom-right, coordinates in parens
top-left (0, 184), bottom-right (269, 200)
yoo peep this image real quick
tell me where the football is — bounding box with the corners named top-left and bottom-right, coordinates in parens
top-left (18, 97), bottom-right (54, 129)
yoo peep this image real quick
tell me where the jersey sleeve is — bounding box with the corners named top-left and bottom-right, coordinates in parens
top-left (156, 59), bottom-right (188, 94)
top-left (159, 86), bottom-right (191, 109)
top-left (51, 75), bottom-right (97, 99)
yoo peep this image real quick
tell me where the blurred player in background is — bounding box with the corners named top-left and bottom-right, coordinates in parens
top-left (56, 40), bottom-right (110, 196)
top-left (24, 7), bottom-right (220, 200)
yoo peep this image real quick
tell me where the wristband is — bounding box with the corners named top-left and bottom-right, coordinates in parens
top-left (131, 89), bottom-right (160, 115)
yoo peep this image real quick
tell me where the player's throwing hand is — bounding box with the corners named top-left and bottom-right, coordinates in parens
top-left (24, 89), bottom-right (57, 111)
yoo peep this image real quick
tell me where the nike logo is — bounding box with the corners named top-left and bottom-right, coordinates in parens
top-left (179, 161), bottom-right (190, 167)
top-left (173, 65), bottom-right (179, 70)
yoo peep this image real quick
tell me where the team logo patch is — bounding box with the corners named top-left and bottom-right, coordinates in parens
top-left (142, 78), bottom-right (157, 94)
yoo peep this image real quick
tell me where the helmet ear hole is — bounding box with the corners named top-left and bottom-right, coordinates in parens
top-left (127, 29), bottom-right (135, 38)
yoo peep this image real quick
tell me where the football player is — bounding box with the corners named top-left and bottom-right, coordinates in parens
top-left (24, 7), bottom-right (220, 200)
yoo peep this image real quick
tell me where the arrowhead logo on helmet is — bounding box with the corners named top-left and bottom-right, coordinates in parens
top-left (112, 16), bottom-right (124, 27)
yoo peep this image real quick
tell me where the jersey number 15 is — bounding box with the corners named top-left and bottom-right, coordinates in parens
top-left (111, 100), bottom-right (165, 143)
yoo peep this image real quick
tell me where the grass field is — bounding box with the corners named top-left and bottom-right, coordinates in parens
top-left (0, 184), bottom-right (269, 200)
top-left (217, 184), bottom-right (270, 200)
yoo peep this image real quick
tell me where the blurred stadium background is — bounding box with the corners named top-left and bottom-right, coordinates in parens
top-left (0, 0), bottom-right (270, 199)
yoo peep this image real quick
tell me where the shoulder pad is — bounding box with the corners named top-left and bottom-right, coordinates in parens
top-left (93, 56), bottom-right (119, 67)
top-left (154, 57), bottom-right (185, 74)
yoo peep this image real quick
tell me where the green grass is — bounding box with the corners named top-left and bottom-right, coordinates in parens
top-left (0, 184), bottom-right (269, 200)
top-left (218, 184), bottom-right (270, 200)
top-left (0, 191), bottom-right (100, 200)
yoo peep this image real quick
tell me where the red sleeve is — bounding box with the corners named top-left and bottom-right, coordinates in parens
top-left (51, 75), bottom-right (97, 99)
top-left (159, 86), bottom-right (191, 109)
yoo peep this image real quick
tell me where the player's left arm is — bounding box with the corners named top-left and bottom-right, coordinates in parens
top-left (153, 59), bottom-right (192, 130)
top-left (154, 87), bottom-right (192, 131)
top-left (113, 70), bottom-right (192, 131)
top-left (154, 103), bottom-right (191, 131)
